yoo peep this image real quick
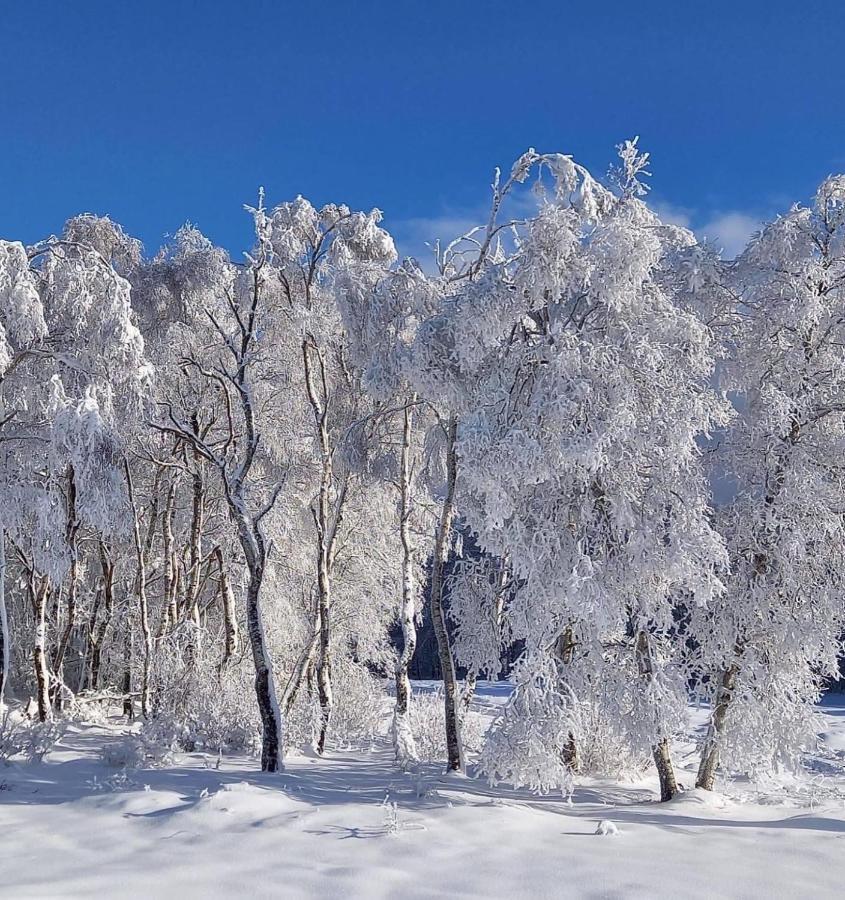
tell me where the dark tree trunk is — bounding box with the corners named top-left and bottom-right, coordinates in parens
top-left (244, 565), bottom-right (282, 771)
top-left (122, 615), bottom-right (134, 721)
top-left (89, 541), bottom-right (115, 691)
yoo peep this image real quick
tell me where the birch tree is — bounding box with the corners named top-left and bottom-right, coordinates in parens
top-left (693, 176), bottom-right (845, 788)
top-left (0, 240), bottom-right (48, 707)
top-left (417, 143), bottom-right (728, 798)
top-left (149, 212), bottom-right (286, 772)
top-left (256, 196), bottom-right (398, 754)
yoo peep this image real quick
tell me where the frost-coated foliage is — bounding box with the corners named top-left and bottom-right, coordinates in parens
top-left (449, 556), bottom-right (514, 682)
top-left (374, 144), bottom-right (729, 793)
top-left (149, 644), bottom-right (262, 755)
top-left (407, 688), bottom-right (486, 765)
top-left (0, 709), bottom-right (65, 763)
top-left (285, 658), bottom-right (386, 753)
top-left (689, 177), bottom-right (845, 781)
top-left (99, 728), bottom-right (177, 770)
top-left (0, 145), bottom-right (842, 800)
top-left (0, 241), bottom-right (47, 369)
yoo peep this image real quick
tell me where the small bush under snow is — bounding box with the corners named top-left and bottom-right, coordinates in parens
top-left (0, 709), bottom-right (65, 764)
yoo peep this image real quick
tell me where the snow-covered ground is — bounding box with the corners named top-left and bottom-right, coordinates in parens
top-left (2, 686), bottom-right (845, 899)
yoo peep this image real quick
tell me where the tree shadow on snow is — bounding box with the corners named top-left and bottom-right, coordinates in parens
top-left (4, 726), bottom-right (845, 838)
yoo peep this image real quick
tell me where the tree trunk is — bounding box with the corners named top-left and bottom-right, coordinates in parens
top-left (215, 494), bottom-right (283, 773)
top-left (393, 402), bottom-right (420, 766)
top-left (303, 337), bottom-right (348, 757)
top-left (460, 673), bottom-right (477, 711)
top-left (89, 541), bottom-right (115, 690)
top-left (125, 458), bottom-right (153, 719)
top-left (157, 258), bottom-right (284, 773)
top-left (696, 663), bottom-right (740, 791)
top-left (552, 628), bottom-right (579, 771)
top-left (562, 733), bottom-right (579, 771)
top-left (244, 564), bottom-right (283, 771)
top-left (313, 455), bottom-right (335, 756)
top-left (652, 738), bottom-right (678, 802)
top-left (89, 636), bottom-right (104, 693)
top-left (122, 608), bottom-right (134, 721)
top-left (635, 629), bottom-right (678, 801)
top-left (51, 559), bottom-right (77, 710)
top-left (52, 466), bottom-right (80, 709)
top-left (32, 576), bottom-right (52, 722)
top-left (159, 477), bottom-right (178, 637)
top-left (0, 529), bottom-right (8, 708)
top-left (184, 442), bottom-right (205, 637)
top-left (282, 624), bottom-right (320, 717)
top-left (315, 560), bottom-right (333, 755)
top-left (79, 584), bottom-right (101, 693)
top-left (430, 415), bottom-right (463, 772)
top-left (215, 546), bottom-right (239, 667)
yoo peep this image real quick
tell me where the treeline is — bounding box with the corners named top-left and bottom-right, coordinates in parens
top-left (0, 141), bottom-right (843, 798)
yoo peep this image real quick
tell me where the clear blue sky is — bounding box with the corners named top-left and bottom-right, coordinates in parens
top-left (3, 0), bottom-right (844, 259)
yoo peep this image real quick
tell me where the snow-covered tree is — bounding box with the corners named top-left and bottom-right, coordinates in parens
top-left (146, 209), bottom-right (289, 771)
top-left (0, 222), bottom-right (149, 721)
top-left (1, 144), bottom-right (843, 811)
top-left (337, 258), bottom-right (447, 768)
top-left (256, 196), bottom-right (399, 755)
top-left (416, 143), bottom-right (729, 799)
top-left (0, 240), bottom-right (48, 708)
top-left (694, 176), bottom-right (845, 788)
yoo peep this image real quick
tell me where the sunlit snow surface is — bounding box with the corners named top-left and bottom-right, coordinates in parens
top-left (2, 684), bottom-right (844, 899)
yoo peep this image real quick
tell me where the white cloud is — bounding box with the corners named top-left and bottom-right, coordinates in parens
top-left (386, 191), bottom-right (542, 272)
top-left (651, 201), bottom-right (694, 229)
top-left (654, 200), bottom-right (761, 257)
top-left (389, 199), bottom-right (763, 270)
top-left (696, 211), bottom-right (762, 258)
top-left (387, 212), bottom-right (483, 270)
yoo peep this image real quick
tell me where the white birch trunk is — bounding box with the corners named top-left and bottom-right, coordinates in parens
top-left (159, 477), bottom-right (178, 637)
top-left (393, 401), bottom-right (419, 768)
top-left (185, 441), bottom-right (206, 638)
top-left (124, 459), bottom-right (153, 719)
top-left (32, 577), bottom-right (52, 722)
top-left (696, 662), bottom-right (740, 791)
top-left (215, 546), bottom-right (239, 667)
top-left (430, 415), bottom-right (463, 772)
top-left (635, 629), bottom-right (678, 801)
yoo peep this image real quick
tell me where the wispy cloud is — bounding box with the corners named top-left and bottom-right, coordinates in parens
top-left (654, 197), bottom-right (762, 258)
top-left (387, 192), bottom-right (542, 272)
top-left (697, 211), bottom-right (762, 258)
top-left (386, 212), bottom-right (485, 271)
top-left (388, 197), bottom-right (764, 270)
top-left (651, 201), bottom-right (694, 229)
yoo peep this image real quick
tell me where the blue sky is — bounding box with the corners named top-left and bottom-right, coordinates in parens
top-left (3, 1), bottom-right (844, 260)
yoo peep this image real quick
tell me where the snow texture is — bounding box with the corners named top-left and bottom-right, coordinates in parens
top-left (1, 686), bottom-right (845, 899)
